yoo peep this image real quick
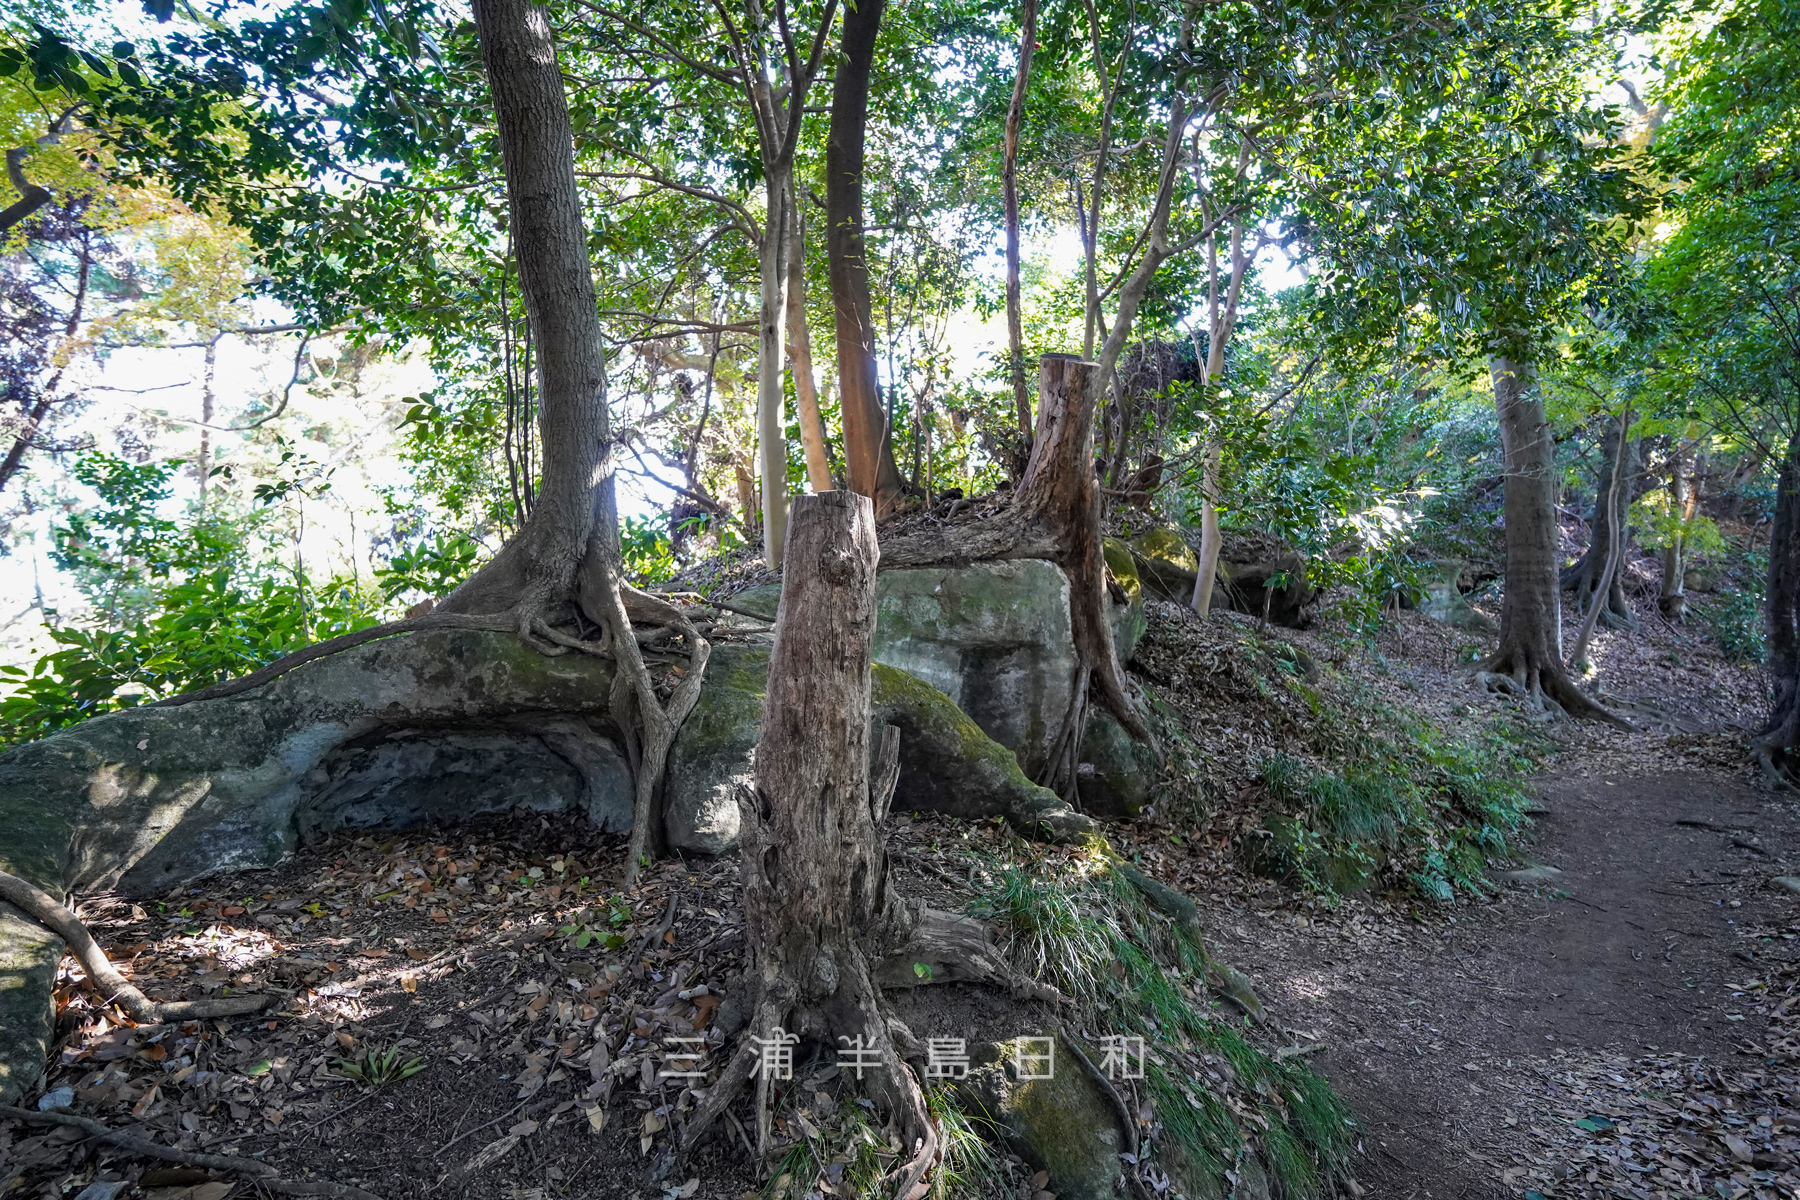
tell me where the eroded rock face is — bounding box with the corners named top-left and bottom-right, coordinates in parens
top-left (957, 1035), bottom-right (1127, 1200)
top-left (661, 642), bottom-right (1095, 855)
top-left (0, 908), bottom-right (59, 1104)
top-left (733, 556), bottom-right (1145, 780)
top-left (1128, 524), bottom-right (1316, 627)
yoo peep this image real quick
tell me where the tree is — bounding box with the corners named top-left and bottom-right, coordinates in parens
top-left (827, 0), bottom-right (908, 512)
top-left (1643, 0), bottom-right (1800, 778)
top-left (150, 0), bottom-right (712, 885)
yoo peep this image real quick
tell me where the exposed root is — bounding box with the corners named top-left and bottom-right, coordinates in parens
top-left (0, 1104), bottom-right (384, 1200)
top-left (1062, 1027), bottom-right (1153, 1200)
top-left (1471, 660), bottom-right (1632, 731)
top-left (0, 871), bottom-right (272, 1023)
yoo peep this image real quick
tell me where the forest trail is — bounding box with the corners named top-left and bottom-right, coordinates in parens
top-left (1205, 766), bottom-right (1800, 1198)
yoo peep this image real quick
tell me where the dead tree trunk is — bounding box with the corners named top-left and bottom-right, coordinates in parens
top-left (675, 491), bottom-right (934, 1189)
top-left (1476, 358), bottom-right (1622, 724)
top-left (1756, 429), bottom-right (1800, 785)
top-left (1561, 409), bottom-right (1640, 631)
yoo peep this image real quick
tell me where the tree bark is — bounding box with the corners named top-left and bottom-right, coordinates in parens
top-left (1003, 0), bottom-right (1038, 440)
top-left (1757, 428), bottom-right (1800, 784)
top-left (674, 491), bottom-right (935, 1190)
top-left (1192, 222), bottom-right (1248, 615)
top-left (1019, 356), bottom-right (1152, 774)
top-left (1476, 358), bottom-right (1620, 724)
top-left (787, 205), bottom-right (836, 494)
top-left (1569, 404), bottom-right (1633, 667)
top-left (1660, 442), bottom-right (1693, 619)
top-left (826, 0), bottom-right (907, 514)
top-left (455, 0), bottom-right (708, 884)
top-left (1561, 409), bottom-right (1639, 632)
top-left (758, 172), bottom-right (793, 566)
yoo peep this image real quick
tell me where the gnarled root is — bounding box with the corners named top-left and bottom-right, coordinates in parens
top-left (669, 978), bottom-right (939, 1200)
top-left (0, 1104), bottom-right (382, 1199)
top-left (1471, 660), bottom-right (1630, 730)
top-left (0, 871), bottom-right (272, 1024)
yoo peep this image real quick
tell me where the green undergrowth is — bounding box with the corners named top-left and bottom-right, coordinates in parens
top-left (1247, 701), bottom-right (1537, 902)
top-left (756, 1086), bottom-right (1007, 1200)
top-left (969, 853), bottom-right (1353, 1199)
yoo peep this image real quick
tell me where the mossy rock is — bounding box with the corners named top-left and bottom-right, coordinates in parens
top-left (1128, 525), bottom-right (1200, 605)
top-left (734, 558), bottom-right (1145, 777)
top-left (663, 641), bottom-right (1098, 853)
top-left (1103, 537), bottom-right (1148, 660)
top-left (1078, 707), bottom-right (1157, 818)
top-left (957, 1035), bottom-right (1127, 1200)
top-left (0, 907), bottom-right (59, 1105)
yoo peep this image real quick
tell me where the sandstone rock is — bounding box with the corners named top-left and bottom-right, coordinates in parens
top-left (1128, 525), bottom-right (1198, 604)
top-left (1215, 530), bottom-right (1315, 627)
top-left (1127, 525), bottom-right (1315, 627)
top-left (1078, 708), bottom-right (1157, 818)
top-left (0, 904), bottom-right (59, 1105)
top-left (957, 1035), bottom-right (1127, 1200)
top-left (734, 557), bottom-right (1145, 778)
top-left (662, 642), bottom-right (1097, 854)
top-left (1414, 559), bottom-right (1498, 634)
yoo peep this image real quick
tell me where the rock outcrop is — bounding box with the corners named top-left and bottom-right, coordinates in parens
top-left (0, 626), bottom-right (1097, 1102)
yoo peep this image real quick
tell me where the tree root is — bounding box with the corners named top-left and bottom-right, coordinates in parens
top-left (0, 1104), bottom-right (383, 1200)
top-left (1471, 662), bottom-right (1631, 730)
top-left (0, 871), bottom-right (272, 1024)
top-left (1061, 1028), bottom-right (1153, 1200)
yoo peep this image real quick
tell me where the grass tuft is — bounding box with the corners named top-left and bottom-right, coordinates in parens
top-left (970, 855), bottom-right (1353, 1198)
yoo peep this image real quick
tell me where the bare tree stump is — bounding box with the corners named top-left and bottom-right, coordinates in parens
top-left (677, 491), bottom-right (936, 1194)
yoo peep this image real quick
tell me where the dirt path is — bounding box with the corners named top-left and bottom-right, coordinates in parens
top-left (1200, 769), bottom-right (1800, 1198)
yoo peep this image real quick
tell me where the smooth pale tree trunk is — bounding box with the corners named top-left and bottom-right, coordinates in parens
top-left (786, 206), bottom-right (836, 493)
top-left (757, 174), bottom-right (793, 566)
top-left (1002, 0), bottom-right (1038, 440)
top-left (1570, 404), bottom-right (1633, 668)
top-left (197, 333), bottom-right (218, 512)
top-left (1561, 410), bottom-right (1639, 631)
top-left (826, 0), bottom-right (907, 512)
top-left (1757, 428), bottom-right (1800, 783)
top-left (1660, 443), bottom-right (1693, 619)
top-left (1192, 222), bottom-right (1248, 615)
top-left (1476, 358), bottom-right (1618, 724)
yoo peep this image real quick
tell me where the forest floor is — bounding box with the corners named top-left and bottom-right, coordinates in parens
top-left (5, 554), bottom-right (1797, 1200)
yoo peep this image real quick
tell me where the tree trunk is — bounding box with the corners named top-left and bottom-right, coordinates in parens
top-left (197, 333), bottom-right (218, 512)
top-left (826, 0), bottom-right (907, 514)
top-left (758, 172), bottom-right (793, 567)
top-left (1003, 0), bottom-right (1038, 440)
top-left (1476, 358), bottom-right (1620, 724)
top-left (787, 205), bottom-right (836, 494)
top-left (1660, 442), bottom-right (1695, 619)
top-left (1570, 404), bottom-right (1633, 668)
top-left (1561, 410), bottom-right (1639, 631)
top-left (1191, 223), bottom-right (1247, 615)
top-left (1019, 356), bottom-right (1152, 779)
top-left (674, 491), bottom-right (935, 1188)
top-left (1757, 428), bottom-right (1800, 784)
top-left (453, 0), bottom-right (708, 883)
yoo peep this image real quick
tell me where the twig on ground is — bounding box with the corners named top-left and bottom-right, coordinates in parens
top-left (0, 1104), bottom-right (383, 1200)
top-left (0, 870), bottom-right (272, 1023)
